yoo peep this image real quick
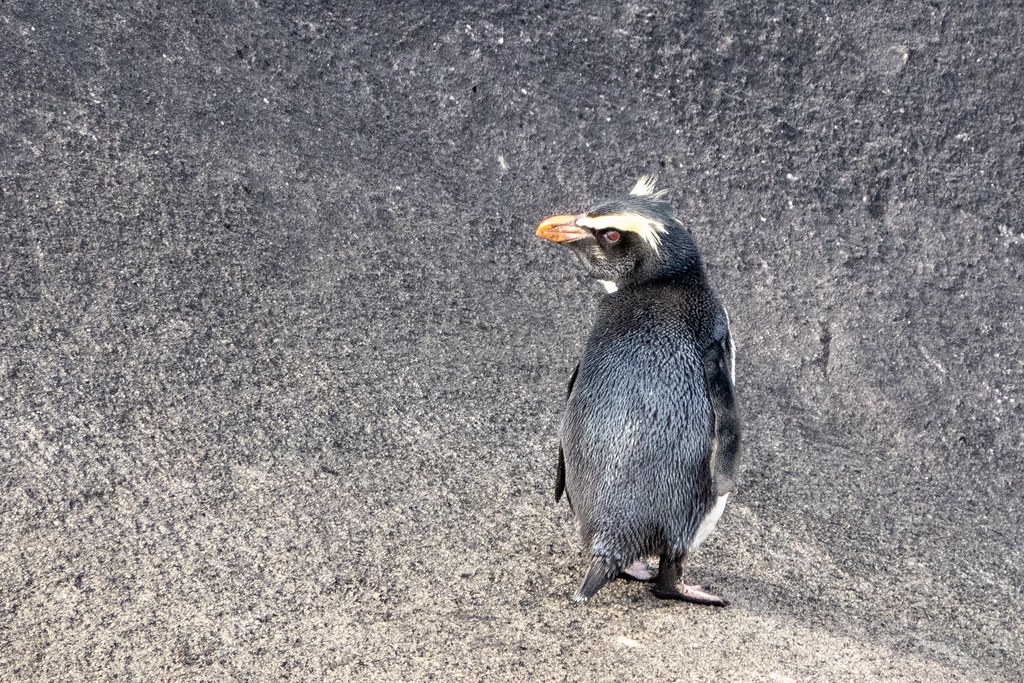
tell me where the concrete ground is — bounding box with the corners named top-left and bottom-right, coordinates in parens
top-left (1, 1), bottom-right (1021, 680)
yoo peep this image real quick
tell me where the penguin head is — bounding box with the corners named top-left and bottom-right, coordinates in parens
top-left (536, 177), bottom-right (701, 291)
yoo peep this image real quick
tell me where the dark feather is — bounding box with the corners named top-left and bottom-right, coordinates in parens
top-left (557, 364), bottom-right (579, 504)
top-left (704, 320), bottom-right (741, 495)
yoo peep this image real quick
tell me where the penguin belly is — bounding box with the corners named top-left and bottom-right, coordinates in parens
top-left (689, 493), bottom-right (729, 553)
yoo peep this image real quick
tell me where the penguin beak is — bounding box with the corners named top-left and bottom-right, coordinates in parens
top-left (536, 214), bottom-right (590, 243)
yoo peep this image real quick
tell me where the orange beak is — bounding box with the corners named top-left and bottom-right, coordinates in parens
top-left (536, 214), bottom-right (590, 243)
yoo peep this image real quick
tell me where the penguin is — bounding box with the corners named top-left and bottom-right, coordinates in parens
top-left (536, 177), bottom-right (741, 606)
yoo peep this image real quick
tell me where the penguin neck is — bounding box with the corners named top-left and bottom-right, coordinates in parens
top-left (636, 228), bottom-right (704, 285)
top-left (622, 253), bottom-right (705, 292)
top-left (597, 229), bottom-right (705, 293)
top-left (656, 258), bottom-right (705, 287)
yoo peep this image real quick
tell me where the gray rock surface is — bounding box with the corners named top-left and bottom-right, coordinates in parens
top-left (1, 1), bottom-right (1021, 680)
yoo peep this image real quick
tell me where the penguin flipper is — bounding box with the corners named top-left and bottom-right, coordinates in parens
top-left (555, 444), bottom-right (567, 504)
top-left (704, 321), bottom-right (741, 495)
top-left (566, 363), bottom-right (579, 399)
top-left (555, 364), bottom-right (579, 505)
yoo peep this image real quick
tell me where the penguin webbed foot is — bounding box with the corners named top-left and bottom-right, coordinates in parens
top-left (617, 559), bottom-right (657, 582)
top-left (572, 556), bottom-right (728, 605)
top-left (652, 554), bottom-right (729, 607)
top-left (651, 583), bottom-right (729, 607)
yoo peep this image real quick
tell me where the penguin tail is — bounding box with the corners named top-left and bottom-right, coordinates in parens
top-left (572, 556), bottom-right (620, 603)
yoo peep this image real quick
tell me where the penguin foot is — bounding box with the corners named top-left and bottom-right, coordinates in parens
top-left (617, 560), bottom-right (657, 582)
top-left (651, 583), bottom-right (729, 607)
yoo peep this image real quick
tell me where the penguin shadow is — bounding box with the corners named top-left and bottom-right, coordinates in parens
top-left (694, 566), bottom-right (905, 651)
top-left (563, 558), bottom-right (885, 644)
top-left (672, 545), bottom-right (979, 673)
top-left (543, 533), bottom-right (955, 669)
top-left (536, 548), bottom-right (970, 675)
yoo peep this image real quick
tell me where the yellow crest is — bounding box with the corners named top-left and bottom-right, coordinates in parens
top-left (576, 212), bottom-right (668, 252)
top-left (629, 175), bottom-right (668, 199)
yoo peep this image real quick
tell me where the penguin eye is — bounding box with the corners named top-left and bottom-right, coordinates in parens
top-left (602, 229), bottom-right (621, 243)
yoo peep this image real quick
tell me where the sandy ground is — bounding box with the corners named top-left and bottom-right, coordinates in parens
top-left (1, 1), bottom-right (1021, 681)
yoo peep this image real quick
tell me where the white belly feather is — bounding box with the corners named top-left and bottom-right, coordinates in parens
top-left (689, 494), bottom-right (729, 553)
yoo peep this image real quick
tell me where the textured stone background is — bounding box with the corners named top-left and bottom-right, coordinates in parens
top-left (1, 1), bottom-right (1021, 681)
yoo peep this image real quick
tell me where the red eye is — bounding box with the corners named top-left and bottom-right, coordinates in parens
top-left (603, 230), bottom-right (621, 243)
